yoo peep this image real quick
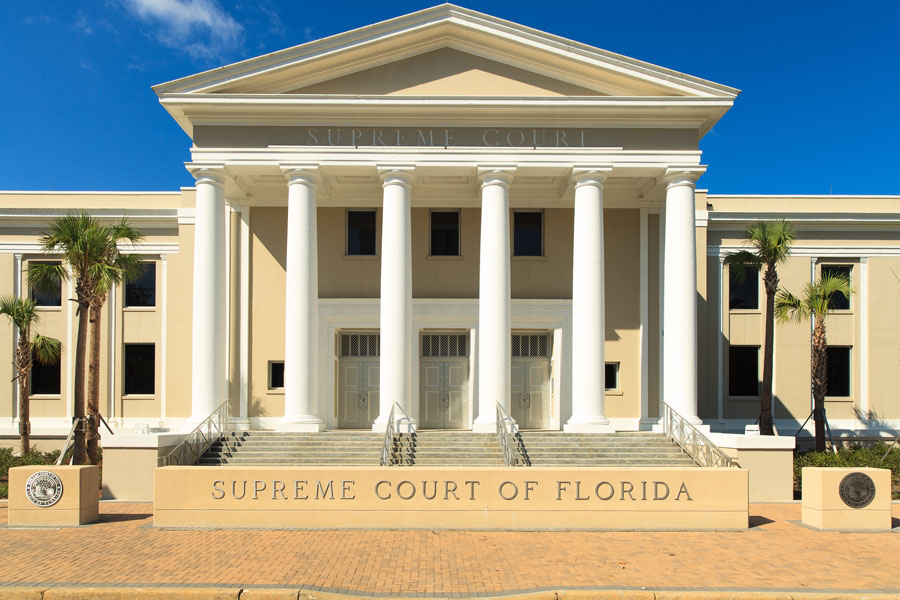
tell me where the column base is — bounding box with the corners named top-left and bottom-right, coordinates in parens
top-left (228, 417), bottom-right (251, 432)
top-left (564, 419), bottom-right (616, 433)
top-left (279, 416), bottom-right (324, 432)
top-left (472, 415), bottom-right (497, 433)
top-left (372, 417), bottom-right (417, 434)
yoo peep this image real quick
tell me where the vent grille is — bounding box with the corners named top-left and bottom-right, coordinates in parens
top-left (512, 334), bottom-right (550, 358)
top-left (421, 334), bottom-right (468, 358)
top-left (339, 333), bottom-right (380, 357)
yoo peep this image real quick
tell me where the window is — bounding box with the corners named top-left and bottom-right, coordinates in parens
top-left (826, 346), bottom-right (851, 397)
top-left (605, 363), bottom-right (619, 391)
top-left (269, 361), bottom-right (285, 389)
top-left (124, 344), bottom-right (155, 395)
top-left (729, 266), bottom-right (759, 310)
top-left (430, 210), bottom-right (460, 256)
top-left (29, 261), bottom-right (62, 307)
top-left (729, 346), bottom-right (759, 397)
top-left (125, 262), bottom-right (156, 307)
top-left (346, 210), bottom-right (376, 255)
top-left (822, 265), bottom-right (851, 310)
top-left (513, 211), bottom-right (543, 257)
top-left (30, 361), bottom-right (61, 396)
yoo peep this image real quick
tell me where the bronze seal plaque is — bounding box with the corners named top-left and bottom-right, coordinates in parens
top-left (25, 470), bottom-right (64, 508)
top-left (839, 472), bottom-right (876, 509)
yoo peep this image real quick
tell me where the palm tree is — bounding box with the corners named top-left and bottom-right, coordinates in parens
top-left (30, 214), bottom-right (143, 465)
top-left (775, 272), bottom-right (852, 451)
top-left (0, 297), bottom-right (61, 454)
top-left (724, 220), bottom-right (795, 435)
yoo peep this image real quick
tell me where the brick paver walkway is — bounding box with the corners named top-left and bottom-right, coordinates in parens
top-left (0, 502), bottom-right (897, 596)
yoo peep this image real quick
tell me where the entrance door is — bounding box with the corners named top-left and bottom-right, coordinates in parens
top-left (510, 333), bottom-right (551, 429)
top-left (419, 333), bottom-right (469, 429)
top-left (337, 332), bottom-right (380, 428)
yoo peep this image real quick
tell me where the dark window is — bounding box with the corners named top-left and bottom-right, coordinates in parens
top-left (826, 346), bottom-right (851, 397)
top-left (125, 262), bottom-right (156, 307)
top-left (430, 211), bottom-right (460, 256)
top-left (269, 361), bottom-right (285, 389)
top-left (347, 210), bottom-right (377, 255)
top-left (30, 361), bottom-right (61, 396)
top-left (605, 363), bottom-right (619, 391)
top-left (124, 344), bottom-right (155, 395)
top-left (729, 346), bottom-right (759, 397)
top-left (513, 212), bottom-right (543, 257)
top-left (822, 265), bottom-right (851, 310)
top-left (729, 266), bottom-right (759, 310)
top-left (29, 261), bottom-right (62, 307)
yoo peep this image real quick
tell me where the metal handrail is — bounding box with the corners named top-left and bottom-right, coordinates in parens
top-left (496, 402), bottom-right (519, 467)
top-left (662, 402), bottom-right (736, 468)
top-left (158, 401), bottom-right (230, 467)
top-left (380, 402), bottom-right (416, 466)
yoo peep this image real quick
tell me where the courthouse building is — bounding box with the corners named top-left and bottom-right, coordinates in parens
top-left (2, 5), bottom-right (899, 449)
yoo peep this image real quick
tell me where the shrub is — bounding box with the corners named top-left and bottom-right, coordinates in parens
top-left (794, 443), bottom-right (900, 499)
top-left (0, 447), bottom-right (63, 499)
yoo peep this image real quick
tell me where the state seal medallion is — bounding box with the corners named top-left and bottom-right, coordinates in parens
top-left (838, 472), bottom-right (876, 509)
top-left (25, 471), bottom-right (64, 507)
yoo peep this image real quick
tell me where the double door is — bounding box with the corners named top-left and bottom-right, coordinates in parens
top-left (419, 333), bottom-right (469, 429)
top-left (509, 333), bottom-right (551, 429)
top-left (337, 332), bottom-right (380, 429)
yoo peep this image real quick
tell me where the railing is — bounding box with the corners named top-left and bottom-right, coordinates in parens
top-left (497, 402), bottom-right (520, 467)
top-left (380, 403), bottom-right (416, 466)
top-left (158, 401), bottom-right (230, 467)
top-left (662, 402), bottom-right (736, 468)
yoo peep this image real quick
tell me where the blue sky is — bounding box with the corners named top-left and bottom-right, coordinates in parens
top-left (2, 1), bottom-right (898, 195)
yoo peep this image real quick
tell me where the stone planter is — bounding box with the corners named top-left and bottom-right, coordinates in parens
top-left (8, 465), bottom-right (99, 527)
top-left (801, 467), bottom-right (891, 531)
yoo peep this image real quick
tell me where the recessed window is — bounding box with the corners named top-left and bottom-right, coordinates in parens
top-left (125, 262), bottom-right (156, 307)
top-left (430, 210), bottom-right (460, 256)
top-left (513, 211), bottom-right (543, 257)
top-left (30, 361), bottom-right (61, 396)
top-left (124, 344), bottom-right (155, 395)
top-left (346, 210), bottom-right (377, 256)
top-left (729, 346), bottom-right (759, 397)
top-left (269, 361), bottom-right (285, 390)
top-left (822, 265), bottom-right (851, 310)
top-left (605, 363), bottom-right (619, 391)
top-left (29, 261), bottom-right (62, 307)
top-left (826, 346), bottom-right (851, 397)
top-left (729, 266), bottom-right (759, 310)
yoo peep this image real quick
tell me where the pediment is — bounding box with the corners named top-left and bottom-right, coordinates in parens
top-left (155, 5), bottom-right (739, 99)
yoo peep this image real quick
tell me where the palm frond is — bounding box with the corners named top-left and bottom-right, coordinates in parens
top-left (0, 295), bottom-right (39, 330)
top-left (27, 262), bottom-right (67, 296)
top-left (746, 220), bottom-right (795, 265)
top-left (723, 251), bottom-right (761, 283)
top-left (31, 334), bottom-right (61, 365)
top-left (775, 289), bottom-right (805, 323)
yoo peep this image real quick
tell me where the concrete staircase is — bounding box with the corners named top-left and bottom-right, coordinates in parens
top-left (515, 432), bottom-right (697, 467)
top-left (198, 431), bottom-right (383, 466)
top-left (390, 431), bottom-right (505, 466)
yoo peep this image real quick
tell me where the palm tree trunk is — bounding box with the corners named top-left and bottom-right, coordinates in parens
top-left (72, 298), bottom-right (90, 465)
top-left (760, 265), bottom-right (778, 435)
top-left (86, 297), bottom-right (104, 465)
top-left (811, 317), bottom-right (828, 452)
top-left (16, 333), bottom-right (30, 454)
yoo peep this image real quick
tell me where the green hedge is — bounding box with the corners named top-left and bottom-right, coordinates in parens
top-left (794, 443), bottom-right (900, 499)
top-left (0, 447), bottom-right (64, 499)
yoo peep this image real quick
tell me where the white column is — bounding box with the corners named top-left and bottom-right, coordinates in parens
top-left (237, 205), bottom-right (251, 430)
top-left (859, 257), bottom-right (869, 419)
top-left (188, 166), bottom-right (227, 424)
top-left (374, 167), bottom-right (414, 431)
top-left (474, 168), bottom-right (514, 432)
top-left (566, 168), bottom-right (614, 432)
top-left (12, 254), bottom-right (22, 422)
top-left (282, 166), bottom-right (323, 430)
top-left (717, 255), bottom-right (725, 423)
top-left (662, 168), bottom-right (703, 424)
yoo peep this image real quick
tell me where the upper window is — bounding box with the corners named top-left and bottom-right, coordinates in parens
top-left (729, 345), bottom-right (759, 397)
top-left (347, 210), bottom-right (377, 256)
top-left (30, 361), bottom-right (61, 396)
top-left (826, 346), bottom-right (851, 397)
top-left (269, 361), bottom-right (285, 390)
top-left (124, 343), bottom-right (155, 396)
top-left (430, 210), bottom-right (460, 256)
top-left (605, 363), bottom-right (619, 391)
top-left (125, 262), bottom-right (156, 307)
top-left (29, 261), bottom-right (62, 307)
top-left (822, 265), bottom-right (851, 310)
top-left (513, 211), bottom-right (543, 257)
top-left (729, 266), bottom-right (759, 310)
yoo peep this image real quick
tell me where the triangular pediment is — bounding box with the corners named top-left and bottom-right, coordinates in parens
top-left (155, 5), bottom-right (739, 99)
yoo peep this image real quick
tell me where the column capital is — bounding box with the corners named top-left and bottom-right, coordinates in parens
top-left (280, 164), bottom-right (320, 185)
top-left (571, 165), bottom-right (613, 188)
top-left (186, 163), bottom-right (227, 186)
top-left (662, 166), bottom-right (706, 190)
top-left (377, 165), bottom-right (415, 189)
top-left (478, 165), bottom-right (516, 188)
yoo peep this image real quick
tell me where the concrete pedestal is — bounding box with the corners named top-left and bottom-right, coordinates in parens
top-left (801, 467), bottom-right (892, 531)
top-left (8, 465), bottom-right (99, 526)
